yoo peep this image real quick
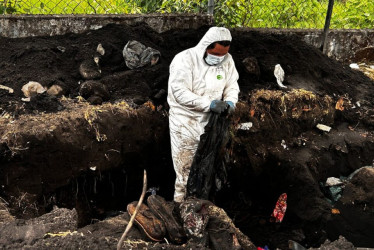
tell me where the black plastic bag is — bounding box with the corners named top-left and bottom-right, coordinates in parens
top-left (187, 112), bottom-right (231, 200)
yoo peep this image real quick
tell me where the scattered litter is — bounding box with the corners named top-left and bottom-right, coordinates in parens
top-left (281, 139), bottom-right (287, 149)
top-left (21, 81), bottom-right (46, 98)
top-left (356, 101), bottom-right (361, 107)
top-left (21, 97), bottom-right (31, 102)
top-left (274, 64), bottom-right (287, 88)
top-left (270, 193), bottom-right (287, 223)
top-left (57, 46), bottom-right (66, 53)
top-left (238, 122), bottom-right (253, 131)
top-left (146, 187), bottom-right (159, 195)
top-left (349, 63), bottom-right (359, 69)
top-left (257, 246), bottom-right (270, 250)
top-left (123, 40), bottom-right (161, 69)
top-left (0, 84), bottom-right (14, 93)
top-left (325, 177), bottom-right (343, 186)
top-left (331, 208), bottom-right (340, 214)
top-left (316, 124), bottom-right (331, 132)
top-left (96, 43), bottom-right (105, 56)
top-left (90, 166), bottom-right (97, 171)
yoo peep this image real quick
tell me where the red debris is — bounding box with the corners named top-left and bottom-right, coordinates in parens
top-left (271, 193), bottom-right (287, 223)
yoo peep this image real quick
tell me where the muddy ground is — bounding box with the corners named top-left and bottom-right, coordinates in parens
top-left (0, 23), bottom-right (374, 249)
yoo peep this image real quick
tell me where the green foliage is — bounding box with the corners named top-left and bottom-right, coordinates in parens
top-left (331, 0), bottom-right (374, 28)
top-left (0, 0), bottom-right (373, 29)
top-left (0, 0), bottom-right (18, 14)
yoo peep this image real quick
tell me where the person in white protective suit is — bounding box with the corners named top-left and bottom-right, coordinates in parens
top-left (167, 27), bottom-right (240, 202)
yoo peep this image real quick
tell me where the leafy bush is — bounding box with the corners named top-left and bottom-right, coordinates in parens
top-left (1, 0), bottom-right (373, 29)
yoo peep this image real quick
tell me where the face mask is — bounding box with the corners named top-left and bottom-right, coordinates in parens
top-left (205, 53), bottom-right (225, 65)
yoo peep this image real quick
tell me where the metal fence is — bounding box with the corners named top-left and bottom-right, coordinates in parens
top-left (0, 0), bottom-right (373, 29)
top-left (0, 0), bottom-right (132, 14)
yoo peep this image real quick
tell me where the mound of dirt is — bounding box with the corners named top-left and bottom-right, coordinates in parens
top-left (1, 23), bottom-right (374, 249)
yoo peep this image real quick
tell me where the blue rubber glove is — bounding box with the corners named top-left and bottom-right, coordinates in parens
top-left (226, 101), bottom-right (235, 114)
top-left (210, 100), bottom-right (228, 113)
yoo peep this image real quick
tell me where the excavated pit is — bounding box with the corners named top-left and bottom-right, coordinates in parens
top-left (1, 23), bottom-right (374, 249)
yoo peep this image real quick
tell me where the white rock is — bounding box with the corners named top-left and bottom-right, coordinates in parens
top-left (316, 123), bottom-right (331, 132)
top-left (21, 81), bottom-right (46, 97)
top-left (47, 84), bottom-right (64, 97)
top-left (326, 177), bottom-right (343, 186)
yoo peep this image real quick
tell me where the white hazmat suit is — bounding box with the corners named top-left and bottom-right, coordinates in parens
top-left (167, 27), bottom-right (240, 202)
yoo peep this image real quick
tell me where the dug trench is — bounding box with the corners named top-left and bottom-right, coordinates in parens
top-left (0, 23), bottom-right (374, 249)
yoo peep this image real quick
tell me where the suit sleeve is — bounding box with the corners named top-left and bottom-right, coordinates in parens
top-left (169, 54), bottom-right (211, 112)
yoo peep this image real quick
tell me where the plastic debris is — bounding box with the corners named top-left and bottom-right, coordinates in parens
top-left (274, 64), bottom-right (287, 88)
top-left (321, 177), bottom-right (344, 203)
top-left (328, 186), bottom-right (342, 201)
top-left (331, 208), bottom-right (340, 214)
top-left (349, 63), bottom-right (359, 69)
top-left (147, 187), bottom-right (159, 195)
top-left (325, 177), bottom-right (343, 186)
top-left (0, 84), bottom-right (14, 94)
top-left (316, 123), bottom-right (331, 132)
top-left (187, 112), bottom-right (231, 200)
top-left (257, 246), bottom-right (270, 250)
top-left (89, 166), bottom-right (96, 171)
top-left (238, 122), bottom-right (253, 131)
top-left (270, 193), bottom-right (287, 223)
top-left (123, 40), bottom-right (161, 69)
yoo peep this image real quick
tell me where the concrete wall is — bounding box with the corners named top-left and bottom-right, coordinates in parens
top-left (1, 14), bottom-right (373, 63)
top-left (236, 28), bottom-right (374, 63)
top-left (0, 14), bottom-right (213, 37)
top-left (268, 28), bottom-right (374, 63)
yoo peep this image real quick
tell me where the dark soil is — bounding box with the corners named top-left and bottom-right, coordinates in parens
top-left (0, 23), bottom-right (374, 249)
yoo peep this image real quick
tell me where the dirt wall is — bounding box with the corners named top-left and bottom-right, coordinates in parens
top-left (1, 15), bottom-right (374, 63)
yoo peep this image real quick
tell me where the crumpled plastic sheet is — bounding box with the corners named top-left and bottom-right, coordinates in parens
top-left (122, 40), bottom-right (161, 69)
top-left (271, 193), bottom-right (287, 223)
top-left (187, 112), bottom-right (231, 200)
